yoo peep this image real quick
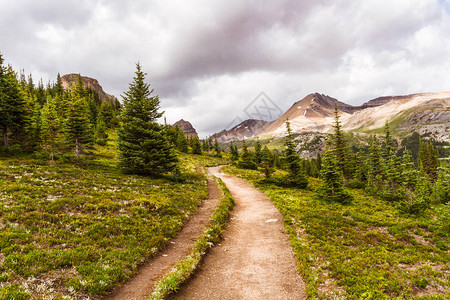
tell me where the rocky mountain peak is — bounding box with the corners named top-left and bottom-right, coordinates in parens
top-left (173, 119), bottom-right (198, 138)
top-left (61, 74), bottom-right (117, 103)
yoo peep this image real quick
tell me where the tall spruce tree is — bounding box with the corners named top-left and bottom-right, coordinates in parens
top-left (254, 138), bottom-right (262, 164)
top-left (397, 148), bottom-right (431, 214)
top-left (284, 119), bottom-right (308, 188)
top-left (261, 146), bottom-right (274, 178)
top-left (418, 140), bottom-right (439, 181)
top-left (41, 96), bottom-right (61, 160)
top-left (117, 63), bottom-right (178, 175)
top-left (366, 135), bottom-right (385, 191)
top-left (63, 92), bottom-right (93, 157)
top-left (229, 141), bottom-right (239, 161)
top-left (317, 139), bottom-right (353, 204)
top-left (332, 103), bottom-right (352, 180)
top-left (237, 139), bottom-right (257, 169)
top-left (384, 121), bottom-right (395, 157)
top-left (213, 137), bottom-right (221, 157)
top-left (0, 54), bottom-right (28, 149)
top-left (191, 136), bottom-right (202, 155)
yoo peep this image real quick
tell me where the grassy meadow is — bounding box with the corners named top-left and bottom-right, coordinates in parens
top-left (223, 166), bottom-right (449, 299)
top-left (0, 135), bottom-right (227, 299)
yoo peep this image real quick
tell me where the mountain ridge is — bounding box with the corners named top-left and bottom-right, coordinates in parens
top-left (220, 92), bottom-right (450, 143)
top-left (214, 119), bottom-right (271, 142)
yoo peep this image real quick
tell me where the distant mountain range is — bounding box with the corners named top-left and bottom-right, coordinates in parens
top-left (60, 73), bottom-right (449, 143)
top-left (213, 119), bottom-right (270, 142)
top-left (213, 92), bottom-right (450, 143)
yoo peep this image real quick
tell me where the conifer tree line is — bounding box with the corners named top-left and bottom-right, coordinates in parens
top-left (165, 124), bottom-right (223, 158)
top-left (0, 52), bottom-right (120, 158)
top-left (314, 104), bottom-right (448, 212)
top-left (231, 102), bottom-right (448, 213)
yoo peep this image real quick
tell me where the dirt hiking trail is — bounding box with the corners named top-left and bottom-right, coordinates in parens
top-left (171, 166), bottom-right (306, 299)
top-left (106, 169), bottom-right (221, 300)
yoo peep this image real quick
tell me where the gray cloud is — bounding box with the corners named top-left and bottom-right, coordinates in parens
top-left (1, 0), bottom-right (450, 137)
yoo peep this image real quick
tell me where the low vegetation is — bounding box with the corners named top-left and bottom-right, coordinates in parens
top-left (0, 137), bottom-right (227, 299)
top-left (150, 178), bottom-right (234, 299)
top-left (223, 165), bottom-right (449, 299)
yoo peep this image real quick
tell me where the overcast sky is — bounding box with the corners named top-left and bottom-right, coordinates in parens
top-left (1, 0), bottom-right (450, 137)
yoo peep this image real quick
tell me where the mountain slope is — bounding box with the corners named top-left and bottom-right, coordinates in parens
top-left (261, 93), bottom-right (354, 136)
top-left (260, 92), bottom-right (450, 142)
top-left (343, 92), bottom-right (450, 140)
top-left (214, 119), bottom-right (270, 142)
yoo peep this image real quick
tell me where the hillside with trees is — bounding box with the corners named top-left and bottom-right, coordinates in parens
top-left (0, 51), bottom-right (448, 298)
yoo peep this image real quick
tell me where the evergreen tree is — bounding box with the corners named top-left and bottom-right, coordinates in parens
top-left (254, 138), bottom-right (262, 164)
top-left (237, 140), bottom-right (257, 169)
top-left (379, 149), bottom-right (405, 202)
top-left (435, 153), bottom-right (449, 204)
top-left (317, 140), bottom-right (353, 204)
top-left (418, 140), bottom-right (439, 181)
top-left (25, 93), bottom-right (41, 151)
top-left (95, 111), bottom-right (108, 145)
top-left (191, 136), bottom-right (202, 155)
top-left (0, 55), bottom-right (28, 149)
top-left (41, 96), bottom-right (61, 160)
top-left (309, 158), bottom-right (319, 178)
top-left (213, 137), bottom-right (221, 157)
top-left (54, 73), bottom-right (64, 97)
top-left (98, 101), bottom-right (116, 128)
top-left (207, 137), bottom-right (213, 152)
top-left (352, 144), bottom-right (367, 184)
top-left (202, 138), bottom-right (208, 152)
top-left (332, 103), bottom-right (352, 180)
top-left (176, 129), bottom-right (189, 153)
top-left (261, 146), bottom-right (274, 178)
top-left (117, 63), bottom-right (178, 175)
top-left (397, 149), bottom-right (431, 214)
top-left (63, 92), bottom-right (93, 157)
top-left (316, 153), bottom-right (322, 174)
top-left (384, 121), bottom-right (395, 157)
top-left (35, 79), bottom-right (47, 105)
top-left (229, 141), bottom-right (239, 161)
top-left (284, 119), bottom-right (308, 188)
top-left (366, 135), bottom-right (385, 191)
top-left (272, 150), bottom-right (282, 169)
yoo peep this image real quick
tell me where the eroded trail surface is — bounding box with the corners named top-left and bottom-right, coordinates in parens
top-left (171, 167), bottom-right (306, 299)
top-left (106, 169), bottom-right (221, 300)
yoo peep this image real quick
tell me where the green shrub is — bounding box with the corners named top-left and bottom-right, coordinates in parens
top-left (0, 284), bottom-right (30, 300)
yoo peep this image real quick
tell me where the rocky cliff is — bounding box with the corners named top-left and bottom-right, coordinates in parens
top-left (173, 119), bottom-right (198, 138)
top-left (61, 74), bottom-right (118, 104)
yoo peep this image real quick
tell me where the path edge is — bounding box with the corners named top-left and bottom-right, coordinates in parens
top-left (149, 176), bottom-right (234, 299)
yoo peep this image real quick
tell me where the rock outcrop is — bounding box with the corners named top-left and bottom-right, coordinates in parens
top-left (61, 74), bottom-right (118, 104)
top-left (173, 119), bottom-right (198, 138)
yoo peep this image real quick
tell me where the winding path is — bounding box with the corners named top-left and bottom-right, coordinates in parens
top-left (170, 167), bottom-right (306, 299)
top-left (105, 170), bottom-right (221, 300)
